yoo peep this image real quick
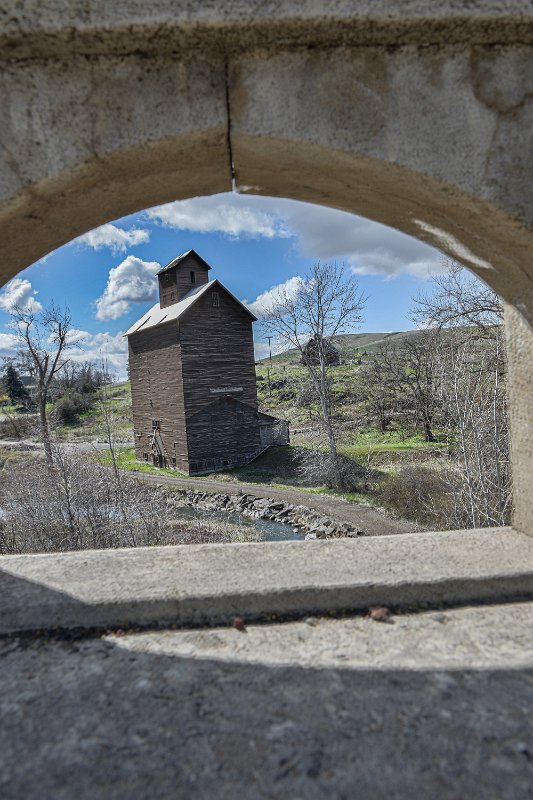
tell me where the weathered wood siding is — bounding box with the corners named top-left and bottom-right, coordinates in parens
top-left (128, 321), bottom-right (189, 472)
top-left (259, 417), bottom-right (290, 448)
top-left (159, 253), bottom-right (210, 307)
top-left (179, 284), bottom-right (260, 465)
top-left (186, 397), bottom-right (261, 472)
top-left (129, 279), bottom-right (261, 473)
top-left (175, 253), bottom-right (209, 300)
top-left (158, 268), bottom-right (178, 309)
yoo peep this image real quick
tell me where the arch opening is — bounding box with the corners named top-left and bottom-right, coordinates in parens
top-left (0, 183), bottom-right (518, 545)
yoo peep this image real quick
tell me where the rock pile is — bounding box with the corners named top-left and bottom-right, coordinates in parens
top-left (170, 490), bottom-right (366, 539)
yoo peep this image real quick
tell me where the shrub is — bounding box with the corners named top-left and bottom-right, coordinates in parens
top-left (0, 413), bottom-right (35, 440)
top-left (375, 465), bottom-right (452, 527)
top-left (53, 391), bottom-right (91, 424)
top-left (296, 448), bottom-right (365, 492)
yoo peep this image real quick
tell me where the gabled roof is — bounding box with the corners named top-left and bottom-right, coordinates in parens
top-left (155, 248), bottom-right (212, 276)
top-left (124, 279), bottom-right (257, 337)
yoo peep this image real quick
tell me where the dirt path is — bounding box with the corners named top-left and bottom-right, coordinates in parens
top-left (134, 472), bottom-right (422, 537)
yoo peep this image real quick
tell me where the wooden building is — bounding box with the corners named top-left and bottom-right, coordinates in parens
top-left (301, 335), bottom-right (340, 367)
top-left (125, 250), bottom-right (288, 474)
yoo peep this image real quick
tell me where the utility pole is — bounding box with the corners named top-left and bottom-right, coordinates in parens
top-left (267, 336), bottom-right (273, 395)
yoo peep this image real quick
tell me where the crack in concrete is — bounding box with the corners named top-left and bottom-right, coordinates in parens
top-left (224, 58), bottom-right (236, 191)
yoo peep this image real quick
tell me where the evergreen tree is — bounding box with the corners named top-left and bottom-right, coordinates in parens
top-left (3, 364), bottom-right (29, 406)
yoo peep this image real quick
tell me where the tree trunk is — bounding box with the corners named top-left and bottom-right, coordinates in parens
top-left (38, 392), bottom-right (53, 467)
top-left (423, 417), bottom-right (435, 442)
top-left (317, 357), bottom-right (343, 489)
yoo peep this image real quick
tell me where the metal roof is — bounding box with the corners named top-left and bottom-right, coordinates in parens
top-left (124, 280), bottom-right (257, 337)
top-left (155, 248), bottom-right (212, 276)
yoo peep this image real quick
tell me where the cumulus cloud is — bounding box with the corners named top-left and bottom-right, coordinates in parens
top-left (147, 195), bottom-right (290, 239)
top-left (253, 197), bottom-right (443, 279)
top-left (246, 276), bottom-right (304, 319)
top-left (0, 278), bottom-right (42, 314)
top-left (67, 330), bottom-right (129, 378)
top-left (253, 337), bottom-right (292, 361)
top-left (148, 193), bottom-right (445, 279)
top-left (75, 223), bottom-right (150, 254)
top-left (95, 256), bottom-right (160, 321)
top-left (0, 332), bottom-right (20, 360)
top-left (66, 328), bottom-right (92, 346)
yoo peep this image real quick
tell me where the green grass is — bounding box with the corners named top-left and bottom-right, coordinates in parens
top-left (96, 446), bottom-right (189, 479)
top-left (0, 403), bottom-right (24, 415)
top-left (256, 331), bottom-right (417, 366)
top-left (95, 444), bottom-right (372, 505)
top-left (337, 428), bottom-right (449, 458)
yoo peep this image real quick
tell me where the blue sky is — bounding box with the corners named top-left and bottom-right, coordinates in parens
top-left (0, 192), bottom-right (448, 377)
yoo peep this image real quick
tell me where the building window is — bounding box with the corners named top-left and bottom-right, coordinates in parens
top-left (152, 419), bottom-right (160, 430)
top-left (172, 457), bottom-right (176, 467)
top-left (212, 291), bottom-right (220, 307)
top-left (143, 452), bottom-right (148, 462)
top-left (190, 271), bottom-right (196, 284)
top-left (170, 292), bottom-right (174, 301)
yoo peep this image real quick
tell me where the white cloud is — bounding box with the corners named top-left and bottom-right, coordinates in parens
top-left (75, 223), bottom-right (150, 254)
top-left (65, 329), bottom-right (129, 378)
top-left (246, 276), bottom-right (304, 319)
top-left (0, 332), bottom-right (20, 359)
top-left (147, 195), bottom-right (290, 239)
top-left (147, 193), bottom-right (446, 279)
top-left (253, 337), bottom-right (291, 361)
top-left (95, 256), bottom-right (160, 321)
top-left (258, 197), bottom-right (444, 279)
top-left (66, 328), bottom-right (92, 346)
top-left (0, 278), bottom-right (42, 314)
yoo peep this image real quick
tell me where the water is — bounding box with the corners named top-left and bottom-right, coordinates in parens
top-left (175, 506), bottom-right (305, 542)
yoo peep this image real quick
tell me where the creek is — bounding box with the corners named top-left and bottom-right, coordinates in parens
top-left (174, 506), bottom-right (305, 541)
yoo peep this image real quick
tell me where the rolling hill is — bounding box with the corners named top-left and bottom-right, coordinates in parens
top-left (258, 331), bottom-right (418, 365)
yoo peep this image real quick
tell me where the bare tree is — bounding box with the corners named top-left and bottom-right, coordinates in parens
top-left (411, 262), bottom-right (510, 527)
top-left (358, 345), bottom-right (398, 433)
top-left (412, 259), bottom-right (503, 331)
top-left (11, 304), bottom-right (73, 466)
top-left (398, 332), bottom-right (442, 442)
top-left (262, 262), bottom-right (366, 489)
top-left (437, 329), bottom-right (510, 527)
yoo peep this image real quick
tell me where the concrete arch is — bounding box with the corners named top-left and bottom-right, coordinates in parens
top-left (0, 1), bottom-right (532, 532)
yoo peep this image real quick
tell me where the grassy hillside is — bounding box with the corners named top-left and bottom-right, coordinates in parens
top-left (260, 330), bottom-right (417, 365)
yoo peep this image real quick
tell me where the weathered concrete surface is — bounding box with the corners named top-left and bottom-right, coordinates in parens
top-left (2, 528), bottom-right (533, 635)
top-left (229, 45), bottom-right (533, 312)
top-left (0, 51), bottom-right (230, 274)
top-left (505, 304), bottom-right (533, 536)
top-left (110, 601), bottom-right (533, 670)
top-left (1, 602), bottom-right (532, 799)
top-left (3, 1), bottom-right (533, 59)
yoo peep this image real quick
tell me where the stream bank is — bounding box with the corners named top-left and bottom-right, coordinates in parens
top-left (169, 490), bottom-right (367, 539)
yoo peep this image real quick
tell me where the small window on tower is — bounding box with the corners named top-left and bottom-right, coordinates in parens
top-left (190, 271), bottom-right (196, 284)
top-left (212, 292), bottom-right (220, 308)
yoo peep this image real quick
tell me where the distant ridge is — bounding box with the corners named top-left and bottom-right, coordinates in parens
top-left (258, 331), bottom-right (418, 364)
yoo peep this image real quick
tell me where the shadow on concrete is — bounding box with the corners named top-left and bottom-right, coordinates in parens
top-left (0, 566), bottom-right (95, 635)
top-left (0, 612), bottom-right (532, 799)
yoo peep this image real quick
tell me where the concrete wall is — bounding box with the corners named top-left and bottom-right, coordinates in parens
top-left (1, 1), bottom-right (532, 532)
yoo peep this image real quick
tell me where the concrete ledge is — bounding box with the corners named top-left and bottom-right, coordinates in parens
top-left (1, 527), bottom-right (533, 635)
